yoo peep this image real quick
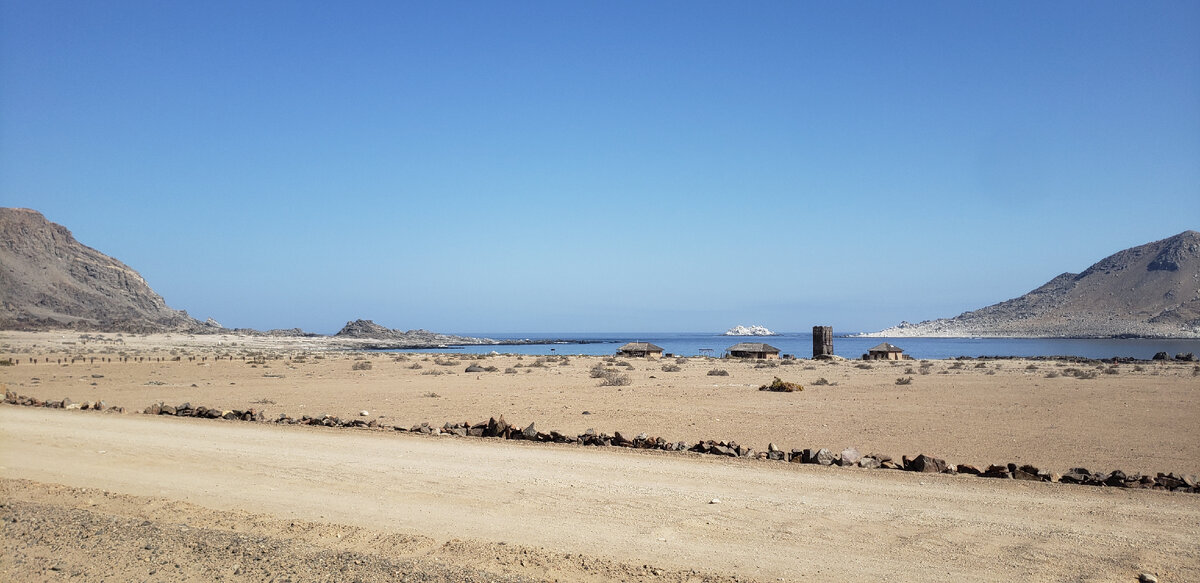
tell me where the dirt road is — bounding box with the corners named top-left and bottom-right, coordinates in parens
top-left (2, 407), bottom-right (1197, 581)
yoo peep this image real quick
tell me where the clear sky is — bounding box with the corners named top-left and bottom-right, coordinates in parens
top-left (2, 1), bottom-right (1198, 334)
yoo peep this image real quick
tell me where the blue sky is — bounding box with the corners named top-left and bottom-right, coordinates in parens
top-left (2, 1), bottom-right (1198, 334)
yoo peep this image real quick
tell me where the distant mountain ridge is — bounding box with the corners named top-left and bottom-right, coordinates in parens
top-left (865, 231), bottom-right (1200, 338)
top-left (0, 208), bottom-right (212, 333)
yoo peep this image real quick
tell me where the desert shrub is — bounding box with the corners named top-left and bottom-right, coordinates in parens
top-left (351, 361), bottom-right (373, 371)
top-left (895, 376), bottom-right (913, 385)
top-left (1103, 366), bottom-right (1119, 375)
top-left (421, 370), bottom-right (446, 376)
top-left (408, 363), bottom-right (423, 370)
top-left (0, 358), bottom-right (13, 366)
top-left (392, 355), bottom-right (410, 362)
top-left (1193, 365), bottom-right (1199, 376)
top-left (974, 362), bottom-right (987, 368)
top-left (812, 377), bottom-right (832, 386)
top-left (661, 364), bottom-right (681, 372)
top-left (589, 363), bottom-right (610, 378)
top-left (1063, 367), bottom-right (1098, 380)
top-left (754, 361), bottom-right (778, 368)
top-left (707, 368), bottom-right (729, 376)
top-left (504, 367), bottom-right (518, 374)
top-left (949, 362), bottom-right (964, 370)
top-left (616, 361), bottom-right (634, 369)
top-left (1132, 365), bottom-right (1144, 372)
top-left (803, 365), bottom-right (817, 370)
top-left (434, 358), bottom-right (456, 367)
top-left (855, 363), bottom-right (873, 370)
top-left (1044, 371), bottom-right (1060, 378)
top-left (675, 357), bottom-right (688, 365)
top-left (1025, 364), bottom-right (1039, 371)
top-left (559, 357), bottom-right (570, 366)
top-left (905, 367), bottom-right (916, 375)
top-left (423, 392), bottom-right (440, 398)
top-left (759, 377), bottom-right (802, 392)
top-left (599, 371), bottom-right (631, 386)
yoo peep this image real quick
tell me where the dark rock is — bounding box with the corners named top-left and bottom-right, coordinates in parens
top-left (612, 432), bottom-right (634, 447)
top-left (956, 464), bottom-right (981, 475)
top-left (521, 422), bottom-right (537, 440)
top-left (981, 464), bottom-right (1011, 479)
top-left (1152, 351), bottom-right (1169, 360)
top-left (1104, 470), bottom-right (1128, 486)
top-left (710, 445), bottom-right (737, 457)
top-left (906, 454), bottom-right (947, 473)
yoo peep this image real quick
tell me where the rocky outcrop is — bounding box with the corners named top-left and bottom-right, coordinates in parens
top-left (334, 319), bottom-right (496, 346)
top-left (866, 230), bottom-right (1200, 338)
top-left (0, 208), bottom-right (214, 333)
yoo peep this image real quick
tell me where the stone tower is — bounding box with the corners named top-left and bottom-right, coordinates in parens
top-left (813, 326), bottom-right (833, 358)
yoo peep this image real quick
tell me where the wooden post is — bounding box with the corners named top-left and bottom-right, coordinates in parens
top-left (813, 326), bottom-right (833, 358)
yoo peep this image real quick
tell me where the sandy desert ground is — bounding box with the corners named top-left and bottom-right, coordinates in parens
top-left (2, 331), bottom-right (1199, 581)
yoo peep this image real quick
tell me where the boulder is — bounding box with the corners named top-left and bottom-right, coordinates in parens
top-left (815, 448), bottom-right (837, 466)
top-left (906, 454), bottom-right (947, 473)
top-left (1152, 351), bottom-right (1169, 360)
top-left (521, 422), bottom-right (538, 440)
top-left (839, 447), bottom-right (861, 466)
top-left (956, 464), bottom-right (981, 476)
top-left (858, 457), bottom-right (880, 469)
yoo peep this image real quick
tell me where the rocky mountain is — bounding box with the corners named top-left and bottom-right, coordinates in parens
top-left (0, 208), bottom-right (214, 333)
top-left (866, 230), bottom-right (1200, 338)
top-left (334, 319), bottom-right (497, 346)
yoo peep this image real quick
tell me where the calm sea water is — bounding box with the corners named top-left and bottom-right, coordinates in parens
top-left (386, 332), bottom-right (1200, 360)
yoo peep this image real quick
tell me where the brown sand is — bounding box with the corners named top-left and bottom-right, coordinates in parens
top-left (2, 331), bottom-right (1199, 581)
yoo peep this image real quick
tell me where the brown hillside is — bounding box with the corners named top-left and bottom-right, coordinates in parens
top-left (0, 208), bottom-right (208, 332)
top-left (872, 230), bottom-right (1200, 338)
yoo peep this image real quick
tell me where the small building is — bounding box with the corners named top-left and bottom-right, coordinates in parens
top-left (726, 342), bottom-right (780, 360)
top-left (617, 342), bottom-right (664, 358)
top-left (865, 342), bottom-right (906, 360)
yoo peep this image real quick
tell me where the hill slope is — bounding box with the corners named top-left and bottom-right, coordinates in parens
top-left (0, 208), bottom-right (210, 333)
top-left (867, 231), bottom-right (1200, 338)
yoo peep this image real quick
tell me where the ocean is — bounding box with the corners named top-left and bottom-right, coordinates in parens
top-left (385, 332), bottom-right (1200, 360)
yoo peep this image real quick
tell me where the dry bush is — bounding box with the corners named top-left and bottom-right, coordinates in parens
top-left (895, 376), bottom-right (913, 385)
top-left (661, 364), bottom-right (682, 372)
top-left (351, 361), bottom-right (372, 371)
top-left (599, 371), bottom-right (631, 386)
top-left (758, 377), bottom-right (802, 392)
top-left (707, 368), bottom-right (729, 376)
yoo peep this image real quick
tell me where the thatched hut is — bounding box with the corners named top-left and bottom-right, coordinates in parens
top-left (865, 342), bottom-right (906, 360)
top-left (617, 342), bottom-right (664, 358)
top-left (726, 342), bottom-right (780, 360)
